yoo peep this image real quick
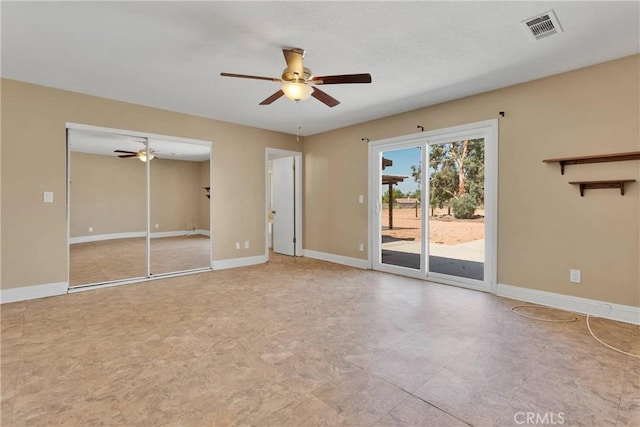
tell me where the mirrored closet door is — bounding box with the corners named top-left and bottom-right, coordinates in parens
top-left (149, 139), bottom-right (211, 276)
top-left (67, 126), bottom-right (212, 289)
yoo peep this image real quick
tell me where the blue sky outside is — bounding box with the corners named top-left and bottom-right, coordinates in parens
top-left (381, 146), bottom-right (421, 195)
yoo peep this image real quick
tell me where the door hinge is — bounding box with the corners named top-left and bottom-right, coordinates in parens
top-left (293, 237), bottom-right (297, 244)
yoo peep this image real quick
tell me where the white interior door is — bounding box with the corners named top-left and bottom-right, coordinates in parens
top-left (272, 156), bottom-right (295, 256)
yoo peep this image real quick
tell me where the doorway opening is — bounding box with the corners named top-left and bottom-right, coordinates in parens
top-left (265, 148), bottom-right (303, 258)
top-left (370, 120), bottom-right (497, 292)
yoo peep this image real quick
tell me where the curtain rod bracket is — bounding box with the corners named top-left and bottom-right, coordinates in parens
top-left (417, 125), bottom-right (424, 132)
top-left (499, 111), bottom-right (505, 117)
top-left (362, 138), bottom-right (369, 142)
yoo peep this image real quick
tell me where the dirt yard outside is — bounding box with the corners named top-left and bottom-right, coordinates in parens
top-left (381, 207), bottom-right (484, 245)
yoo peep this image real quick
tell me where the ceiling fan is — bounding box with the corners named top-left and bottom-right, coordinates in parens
top-left (114, 149), bottom-right (157, 162)
top-left (220, 48), bottom-right (372, 107)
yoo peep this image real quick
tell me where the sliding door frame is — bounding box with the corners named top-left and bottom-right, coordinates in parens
top-left (368, 119), bottom-right (498, 293)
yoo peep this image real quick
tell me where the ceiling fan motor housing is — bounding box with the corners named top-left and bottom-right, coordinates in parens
top-left (282, 67), bottom-right (312, 83)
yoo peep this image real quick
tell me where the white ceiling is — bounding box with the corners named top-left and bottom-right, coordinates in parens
top-left (2, 2), bottom-right (639, 136)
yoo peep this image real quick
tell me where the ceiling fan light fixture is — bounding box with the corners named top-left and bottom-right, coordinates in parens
top-left (138, 149), bottom-right (155, 162)
top-left (281, 82), bottom-right (313, 101)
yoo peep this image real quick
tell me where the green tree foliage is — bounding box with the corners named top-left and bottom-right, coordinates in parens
top-left (414, 139), bottom-right (485, 216)
top-left (381, 188), bottom-right (405, 204)
top-left (463, 140), bottom-right (485, 206)
top-left (409, 164), bottom-right (422, 203)
top-left (451, 193), bottom-right (478, 219)
top-left (428, 144), bottom-right (457, 215)
top-left (410, 164), bottom-right (421, 185)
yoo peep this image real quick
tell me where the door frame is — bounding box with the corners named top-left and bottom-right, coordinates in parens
top-left (368, 119), bottom-right (498, 293)
top-left (66, 122), bottom-right (214, 291)
top-left (265, 148), bottom-right (303, 257)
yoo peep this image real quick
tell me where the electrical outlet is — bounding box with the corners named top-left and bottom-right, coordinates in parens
top-left (244, 241), bottom-right (250, 249)
top-left (570, 269), bottom-right (581, 284)
top-left (359, 242), bottom-right (364, 251)
top-left (155, 223), bottom-right (159, 229)
top-left (358, 194), bottom-right (364, 203)
top-left (89, 227), bottom-right (93, 233)
top-left (235, 242), bottom-right (240, 250)
top-left (43, 191), bottom-right (54, 203)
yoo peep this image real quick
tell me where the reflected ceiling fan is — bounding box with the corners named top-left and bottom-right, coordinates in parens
top-left (220, 48), bottom-right (372, 107)
top-left (114, 148), bottom-right (157, 162)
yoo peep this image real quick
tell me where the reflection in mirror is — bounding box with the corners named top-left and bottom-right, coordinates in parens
top-left (68, 129), bottom-right (148, 286)
top-left (68, 128), bottom-right (212, 288)
top-left (149, 139), bottom-right (211, 276)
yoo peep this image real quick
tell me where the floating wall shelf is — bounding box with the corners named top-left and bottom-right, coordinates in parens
top-left (568, 180), bottom-right (636, 197)
top-left (543, 151), bottom-right (640, 175)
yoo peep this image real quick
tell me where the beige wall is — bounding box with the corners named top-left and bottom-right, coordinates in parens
top-left (1, 79), bottom-right (299, 288)
top-left (303, 54), bottom-right (640, 307)
top-left (199, 161), bottom-right (211, 231)
top-left (149, 157), bottom-right (205, 233)
top-left (70, 152), bottom-right (146, 237)
top-left (2, 56), bottom-right (639, 308)
top-left (70, 152), bottom-right (209, 237)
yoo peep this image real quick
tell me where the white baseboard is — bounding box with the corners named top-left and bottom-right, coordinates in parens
top-left (302, 249), bottom-right (369, 269)
top-left (1, 282), bottom-right (68, 304)
top-left (151, 230), bottom-right (192, 238)
top-left (497, 283), bottom-right (640, 325)
top-left (70, 230), bottom-right (210, 244)
top-left (212, 254), bottom-right (268, 270)
top-left (70, 231), bottom-right (145, 244)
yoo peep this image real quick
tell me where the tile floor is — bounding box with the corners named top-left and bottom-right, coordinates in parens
top-left (1, 254), bottom-right (638, 426)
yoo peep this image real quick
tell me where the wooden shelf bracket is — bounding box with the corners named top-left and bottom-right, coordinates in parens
top-left (569, 180), bottom-right (636, 197)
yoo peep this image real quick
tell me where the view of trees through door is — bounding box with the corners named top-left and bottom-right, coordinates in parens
top-left (428, 139), bottom-right (485, 280)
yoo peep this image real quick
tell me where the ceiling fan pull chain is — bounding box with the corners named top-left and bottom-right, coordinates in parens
top-left (296, 100), bottom-right (301, 142)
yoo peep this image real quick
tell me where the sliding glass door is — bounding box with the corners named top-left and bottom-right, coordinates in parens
top-left (371, 120), bottom-right (497, 292)
top-left (427, 139), bottom-right (485, 281)
top-left (68, 129), bottom-right (148, 286)
top-left (379, 146), bottom-right (423, 272)
top-left (149, 138), bottom-right (211, 276)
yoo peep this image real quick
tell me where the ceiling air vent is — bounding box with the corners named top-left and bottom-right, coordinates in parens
top-left (522, 10), bottom-right (563, 40)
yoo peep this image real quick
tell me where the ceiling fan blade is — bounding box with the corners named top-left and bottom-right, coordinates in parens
top-left (312, 73), bottom-right (372, 85)
top-left (259, 90), bottom-right (285, 105)
top-left (311, 87), bottom-right (340, 108)
top-left (283, 48), bottom-right (305, 77)
top-left (118, 154), bottom-right (138, 158)
top-left (220, 72), bottom-right (282, 83)
top-left (114, 150), bottom-right (137, 154)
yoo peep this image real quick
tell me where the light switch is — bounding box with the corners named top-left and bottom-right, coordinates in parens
top-left (43, 191), bottom-right (54, 203)
top-left (358, 194), bottom-right (364, 203)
